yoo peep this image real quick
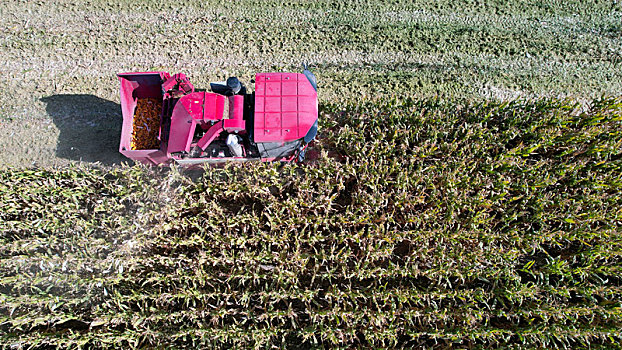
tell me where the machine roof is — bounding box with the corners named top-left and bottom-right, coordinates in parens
top-left (253, 72), bottom-right (318, 143)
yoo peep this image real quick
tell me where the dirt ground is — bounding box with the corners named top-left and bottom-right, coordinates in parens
top-left (2, 95), bottom-right (126, 167)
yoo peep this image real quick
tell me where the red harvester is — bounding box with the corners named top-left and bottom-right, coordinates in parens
top-left (117, 66), bottom-right (318, 165)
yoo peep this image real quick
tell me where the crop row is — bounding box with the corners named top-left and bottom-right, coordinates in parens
top-left (1, 97), bottom-right (621, 348)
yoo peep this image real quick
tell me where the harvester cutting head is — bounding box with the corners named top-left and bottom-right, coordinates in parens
top-left (117, 68), bottom-right (318, 166)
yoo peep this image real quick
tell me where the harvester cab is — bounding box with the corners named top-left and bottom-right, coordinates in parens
top-left (117, 67), bottom-right (318, 166)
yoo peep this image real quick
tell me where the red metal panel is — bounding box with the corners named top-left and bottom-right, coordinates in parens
top-left (282, 96), bottom-right (297, 112)
top-left (253, 72), bottom-right (318, 143)
top-left (282, 112), bottom-right (298, 128)
top-left (266, 81), bottom-right (281, 96)
top-left (224, 119), bottom-right (245, 132)
top-left (298, 79), bottom-right (316, 97)
top-left (223, 95), bottom-right (246, 133)
top-left (168, 92), bottom-right (226, 153)
top-left (177, 92), bottom-right (225, 122)
top-left (197, 121), bottom-right (224, 150)
top-left (204, 92), bottom-right (225, 121)
top-left (180, 92), bottom-right (204, 119)
top-left (265, 112), bottom-right (281, 129)
top-left (282, 81), bottom-right (298, 96)
top-left (117, 72), bottom-right (169, 164)
top-left (265, 97), bottom-right (281, 112)
top-left (282, 112), bottom-right (299, 140)
top-left (255, 96), bottom-right (265, 112)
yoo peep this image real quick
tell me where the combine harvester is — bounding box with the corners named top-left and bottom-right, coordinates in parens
top-left (117, 66), bottom-right (318, 165)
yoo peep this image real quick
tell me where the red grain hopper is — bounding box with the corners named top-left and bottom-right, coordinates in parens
top-left (117, 67), bottom-right (318, 165)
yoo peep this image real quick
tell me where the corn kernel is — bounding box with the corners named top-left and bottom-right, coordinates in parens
top-left (131, 98), bottom-right (162, 150)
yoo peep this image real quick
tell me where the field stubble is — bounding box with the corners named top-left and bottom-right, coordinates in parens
top-left (0, 0), bottom-right (621, 167)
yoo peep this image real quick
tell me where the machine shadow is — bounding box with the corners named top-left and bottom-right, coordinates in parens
top-left (41, 94), bottom-right (127, 165)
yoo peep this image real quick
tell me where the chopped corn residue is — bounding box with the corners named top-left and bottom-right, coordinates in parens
top-left (131, 98), bottom-right (162, 150)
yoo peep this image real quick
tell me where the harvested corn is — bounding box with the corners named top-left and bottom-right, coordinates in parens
top-left (131, 98), bottom-right (162, 150)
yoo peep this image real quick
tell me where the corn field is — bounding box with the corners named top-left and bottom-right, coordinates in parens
top-left (1, 97), bottom-right (621, 348)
